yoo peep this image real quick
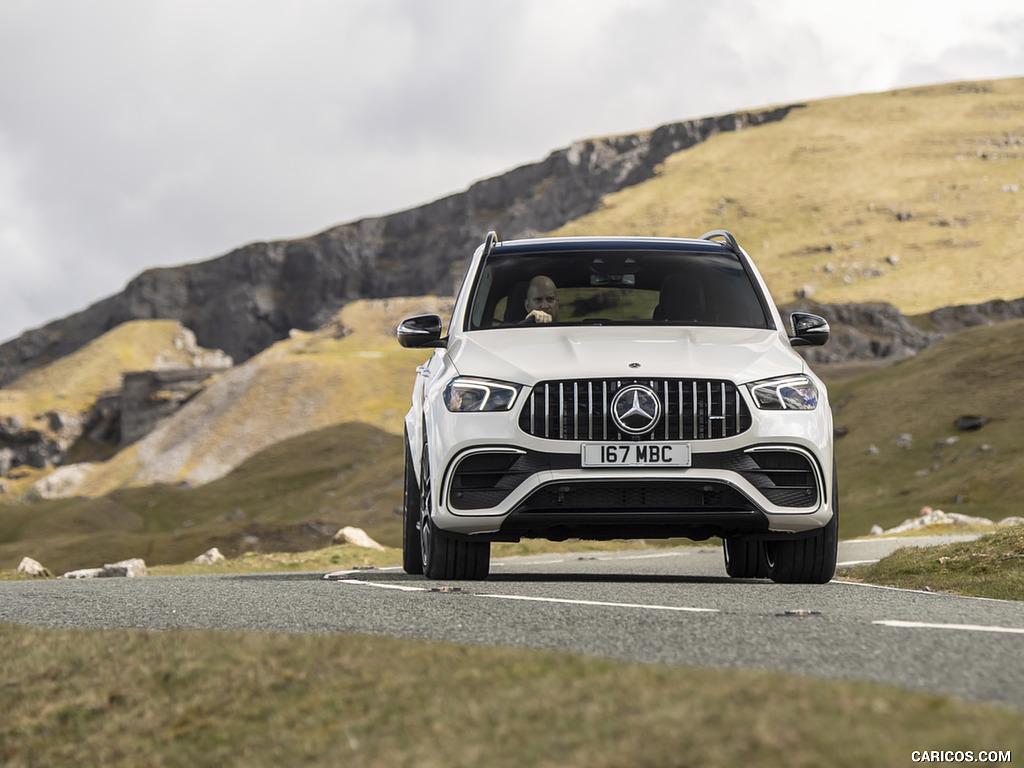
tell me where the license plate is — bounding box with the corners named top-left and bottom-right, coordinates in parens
top-left (581, 443), bottom-right (691, 467)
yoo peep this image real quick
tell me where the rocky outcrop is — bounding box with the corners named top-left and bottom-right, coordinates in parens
top-left (120, 368), bottom-right (225, 446)
top-left (782, 301), bottom-right (943, 363)
top-left (0, 106), bottom-right (802, 386)
top-left (927, 297), bottom-right (1024, 334)
top-left (783, 297), bottom-right (1024, 363)
top-left (0, 323), bottom-right (232, 480)
top-left (0, 412), bottom-right (82, 472)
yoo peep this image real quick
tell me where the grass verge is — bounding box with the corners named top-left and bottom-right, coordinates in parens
top-left (2, 621), bottom-right (1022, 768)
top-left (845, 524), bottom-right (1024, 600)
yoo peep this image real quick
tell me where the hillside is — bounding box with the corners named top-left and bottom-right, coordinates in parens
top-left (829, 319), bottom-right (1024, 532)
top-left (27, 296), bottom-right (451, 500)
top-left (0, 321), bottom-right (230, 482)
top-left (553, 79), bottom-right (1024, 313)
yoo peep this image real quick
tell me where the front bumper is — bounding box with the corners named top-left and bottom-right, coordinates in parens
top-left (420, 377), bottom-right (835, 543)
top-left (432, 441), bottom-right (833, 541)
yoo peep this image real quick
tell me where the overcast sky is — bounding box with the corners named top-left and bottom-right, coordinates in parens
top-left (2, 0), bottom-right (1023, 344)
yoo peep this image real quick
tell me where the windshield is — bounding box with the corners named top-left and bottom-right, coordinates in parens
top-left (466, 247), bottom-right (771, 330)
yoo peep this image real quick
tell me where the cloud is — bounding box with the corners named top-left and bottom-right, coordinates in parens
top-left (1, 0), bottom-right (1023, 343)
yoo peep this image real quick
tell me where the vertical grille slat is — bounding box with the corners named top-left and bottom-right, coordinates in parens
top-left (544, 383), bottom-right (550, 439)
top-left (519, 378), bottom-right (751, 441)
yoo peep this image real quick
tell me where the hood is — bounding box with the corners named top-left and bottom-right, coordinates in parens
top-left (446, 326), bottom-right (806, 385)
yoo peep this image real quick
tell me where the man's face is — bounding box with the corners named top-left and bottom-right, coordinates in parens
top-left (525, 278), bottom-right (558, 321)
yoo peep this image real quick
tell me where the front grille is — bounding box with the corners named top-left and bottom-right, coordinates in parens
top-left (518, 378), bottom-right (751, 441)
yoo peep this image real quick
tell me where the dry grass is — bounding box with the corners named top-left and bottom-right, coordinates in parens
top-left (551, 78), bottom-right (1024, 314)
top-left (846, 524), bottom-right (1024, 600)
top-left (2, 621), bottom-right (1022, 768)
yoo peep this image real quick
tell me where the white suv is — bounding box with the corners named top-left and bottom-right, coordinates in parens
top-left (398, 231), bottom-right (837, 583)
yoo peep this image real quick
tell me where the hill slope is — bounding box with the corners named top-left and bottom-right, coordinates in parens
top-left (830, 319), bottom-right (1024, 532)
top-left (33, 297), bottom-right (450, 499)
top-left (553, 78), bottom-right (1024, 313)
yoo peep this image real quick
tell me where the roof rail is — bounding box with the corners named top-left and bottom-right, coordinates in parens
top-left (699, 229), bottom-right (740, 256)
top-left (482, 231), bottom-right (499, 259)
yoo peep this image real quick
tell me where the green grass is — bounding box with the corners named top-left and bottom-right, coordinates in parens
top-left (2, 621), bottom-right (1021, 768)
top-left (846, 524), bottom-right (1024, 600)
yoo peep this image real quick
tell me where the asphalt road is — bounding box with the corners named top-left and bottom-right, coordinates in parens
top-left (3, 535), bottom-right (1023, 709)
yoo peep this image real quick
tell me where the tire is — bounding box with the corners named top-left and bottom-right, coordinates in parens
top-left (767, 464), bottom-right (839, 584)
top-left (419, 437), bottom-right (490, 580)
top-left (401, 433), bottom-right (423, 575)
top-left (723, 536), bottom-right (769, 579)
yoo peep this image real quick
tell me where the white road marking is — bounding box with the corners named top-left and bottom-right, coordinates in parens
top-left (874, 620), bottom-right (1024, 635)
top-left (328, 574), bottom-right (717, 613)
top-left (836, 559), bottom-right (879, 567)
top-left (476, 593), bottom-right (718, 613)
top-left (834, 580), bottom-right (1012, 603)
top-left (340, 579), bottom-right (428, 592)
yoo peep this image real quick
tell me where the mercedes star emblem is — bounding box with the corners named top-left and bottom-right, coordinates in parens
top-left (610, 384), bottom-right (661, 435)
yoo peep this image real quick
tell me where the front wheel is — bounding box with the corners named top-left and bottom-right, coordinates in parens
top-left (723, 536), bottom-right (769, 579)
top-left (766, 464), bottom-right (839, 584)
top-left (419, 437), bottom-right (490, 580)
top-left (401, 433), bottom-right (423, 575)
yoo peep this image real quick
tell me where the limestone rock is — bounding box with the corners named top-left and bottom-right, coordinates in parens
top-left (62, 568), bottom-right (104, 579)
top-left (101, 558), bottom-right (147, 578)
top-left (61, 558), bottom-right (147, 579)
top-left (333, 526), bottom-right (386, 551)
top-left (871, 507), bottom-right (997, 535)
top-left (17, 556), bottom-right (51, 577)
top-left (193, 547), bottom-right (227, 565)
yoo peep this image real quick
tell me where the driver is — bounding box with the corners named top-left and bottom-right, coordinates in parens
top-left (523, 275), bottom-right (559, 324)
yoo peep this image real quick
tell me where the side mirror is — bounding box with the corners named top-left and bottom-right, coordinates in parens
top-left (789, 312), bottom-right (830, 347)
top-left (397, 314), bottom-right (446, 348)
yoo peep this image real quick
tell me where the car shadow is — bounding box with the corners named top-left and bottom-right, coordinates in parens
top-left (320, 569), bottom-right (769, 586)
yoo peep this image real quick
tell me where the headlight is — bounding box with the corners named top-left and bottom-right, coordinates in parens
top-left (444, 377), bottom-right (521, 412)
top-left (746, 375), bottom-right (819, 410)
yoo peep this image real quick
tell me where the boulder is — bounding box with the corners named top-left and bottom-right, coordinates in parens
top-left (333, 526), bottom-right (386, 551)
top-left (60, 558), bottom-right (148, 579)
top-left (17, 556), bottom-right (51, 578)
top-left (101, 558), bottom-right (148, 578)
top-left (955, 415), bottom-right (988, 431)
top-left (61, 568), bottom-right (105, 579)
top-left (193, 547), bottom-right (227, 565)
